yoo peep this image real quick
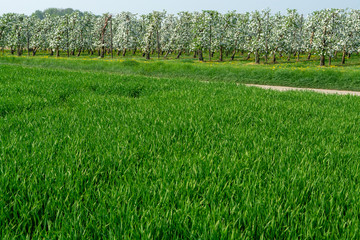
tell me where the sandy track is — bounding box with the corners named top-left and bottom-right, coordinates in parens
top-left (245, 84), bottom-right (360, 96)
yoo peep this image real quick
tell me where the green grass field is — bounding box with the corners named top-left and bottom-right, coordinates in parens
top-left (1, 51), bottom-right (360, 91)
top-left (1, 56), bottom-right (360, 239)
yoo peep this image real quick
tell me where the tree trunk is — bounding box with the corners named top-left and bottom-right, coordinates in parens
top-left (231, 49), bottom-right (236, 61)
top-left (32, 48), bottom-right (37, 56)
top-left (156, 30), bottom-right (160, 59)
top-left (77, 48), bottom-right (82, 57)
top-left (146, 52), bottom-right (150, 60)
top-left (123, 48), bottom-right (127, 57)
top-left (246, 52), bottom-right (251, 61)
top-left (193, 51), bottom-right (197, 58)
top-left (342, 49), bottom-right (346, 64)
top-left (297, 52), bottom-right (300, 61)
top-left (17, 46), bottom-right (22, 56)
top-left (287, 52), bottom-right (291, 61)
top-left (328, 56), bottom-right (331, 66)
top-left (66, 16), bottom-right (69, 57)
top-left (255, 50), bottom-right (260, 64)
top-left (110, 18), bottom-right (113, 59)
top-left (27, 38), bottom-right (30, 56)
top-left (320, 54), bottom-right (325, 66)
top-left (219, 46), bottom-right (223, 62)
top-left (209, 25), bottom-right (212, 61)
top-left (272, 52), bottom-right (276, 64)
top-left (50, 49), bottom-right (54, 56)
top-left (56, 48), bottom-right (60, 57)
top-left (198, 49), bottom-right (203, 61)
top-left (165, 50), bottom-right (171, 58)
top-left (101, 15), bottom-right (112, 58)
top-left (133, 48), bottom-right (136, 55)
top-left (176, 51), bottom-right (182, 59)
top-left (307, 31), bottom-right (314, 60)
top-left (101, 46), bottom-right (105, 58)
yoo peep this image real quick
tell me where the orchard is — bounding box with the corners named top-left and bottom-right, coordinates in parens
top-left (1, 9), bottom-right (359, 65)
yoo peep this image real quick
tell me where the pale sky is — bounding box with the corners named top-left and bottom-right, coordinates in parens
top-left (1, 0), bottom-right (359, 16)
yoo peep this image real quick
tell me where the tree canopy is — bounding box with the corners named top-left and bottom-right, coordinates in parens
top-left (31, 8), bottom-right (85, 19)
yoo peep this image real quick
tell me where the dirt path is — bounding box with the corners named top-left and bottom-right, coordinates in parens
top-left (245, 84), bottom-right (360, 96)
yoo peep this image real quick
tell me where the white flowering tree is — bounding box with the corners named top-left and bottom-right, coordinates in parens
top-left (140, 11), bottom-right (166, 59)
top-left (219, 11), bottom-right (239, 61)
top-left (191, 10), bottom-right (221, 61)
top-left (203, 10), bottom-right (219, 61)
top-left (140, 14), bottom-right (153, 59)
top-left (27, 16), bottom-right (44, 56)
top-left (113, 12), bottom-right (138, 56)
top-left (160, 13), bottom-right (177, 57)
top-left (311, 9), bottom-right (341, 66)
top-left (247, 9), bottom-right (273, 64)
top-left (48, 15), bottom-right (68, 57)
top-left (1, 9), bottom-right (360, 66)
top-left (304, 12), bottom-right (318, 60)
top-left (68, 12), bottom-right (81, 56)
top-left (213, 11), bottom-right (237, 61)
top-left (281, 9), bottom-right (304, 61)
top-left (168, 11), bottom-right (193, 58)
top-left (336, 9), bottom-right (360, 64)
top-left (261, 9), bottom-right (273, 63)
top-left (233, 12), bottom-right (250, 60)
top-left (6, 14), bottom-right (27, 56)
top-left (190, 11), bottom-right (207, 60)
top-left (81, 12), bottom-right (97, 56)
top-left (268, 12), bottom-right (285, 63)
top-left (0, 14), bottom-right (17, 52)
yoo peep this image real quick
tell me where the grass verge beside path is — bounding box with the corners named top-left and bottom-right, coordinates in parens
top-left (1, 64), bottom-right (360, 238)
top-left (1, 55), bottom-right (360, 91)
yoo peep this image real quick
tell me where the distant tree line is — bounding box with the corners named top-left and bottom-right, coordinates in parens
top-left (32, 8), bottom-right (85, 20)
top-left (0, 9), bottom-right (359, 65)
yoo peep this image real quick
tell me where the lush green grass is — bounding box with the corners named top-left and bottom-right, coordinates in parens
top-left (1, 52), bottom-right (360, 91)
top-left (1, 62), bottom-right (360, 239)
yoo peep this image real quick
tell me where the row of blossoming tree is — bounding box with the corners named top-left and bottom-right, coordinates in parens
top-left (0, 9), bottom-right (359, 65)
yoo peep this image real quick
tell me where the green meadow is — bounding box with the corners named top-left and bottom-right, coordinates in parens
top-left (1, 55), bottom-right (360, 239)
top-left (1, 51), bottom-right (360, 90)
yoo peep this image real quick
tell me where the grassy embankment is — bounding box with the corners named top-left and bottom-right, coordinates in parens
top-left (1, 52), bottom-right (360, 91)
